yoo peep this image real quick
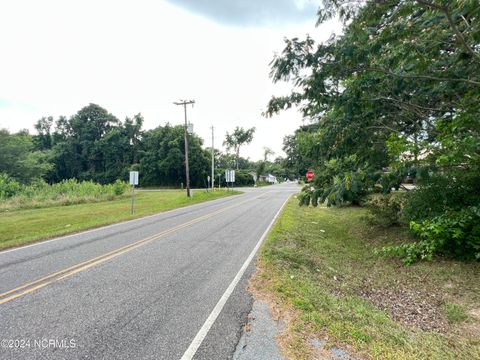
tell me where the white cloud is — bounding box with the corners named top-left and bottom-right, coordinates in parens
top-left (0, 0), bottom-right (338, 160)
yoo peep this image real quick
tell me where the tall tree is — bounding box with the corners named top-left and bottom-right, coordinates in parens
top-left (139, 124), bottom-right (210, 187)
top-left (33, 116), bottom-right (54, 151)
top-left (48, 104), bottom-right (143, 183)
top-left (223, 126), bottom-right (255, 169)
top-left (267, 0), bottom-right (480, 205)
top-left (263, 147), bottom-right (275, 162)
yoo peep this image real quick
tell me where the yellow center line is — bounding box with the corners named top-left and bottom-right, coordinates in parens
top-left (0, 193), bottom-right (264, 305)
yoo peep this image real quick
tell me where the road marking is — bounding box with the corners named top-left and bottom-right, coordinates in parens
top-left (0, 194), bottom-right (265, 305)
top-left (0, 192), bottom-right (244, 256)
top-left (180, 195), bottom-right (291, 360)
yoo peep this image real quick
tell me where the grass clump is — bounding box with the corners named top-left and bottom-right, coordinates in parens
top-left (445, 303), bottom-right (468, 324)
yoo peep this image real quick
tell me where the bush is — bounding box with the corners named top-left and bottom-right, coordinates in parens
top-left (218, 170), bottom-right (255, 187)
top-left (299, 170), bottom-right (368, 207)
top-left (113, 179), bottom-right (129, 195)
top-left (235, 170), bottom-right (255, 186)
top-left (402, 174), bottom-right (480, 223)
top-left (378, 206), bottom-right (480, 264)
top-left (365, 193), bottom-right (405, 227)
top-left (0, 173), bottom-right (22, 199)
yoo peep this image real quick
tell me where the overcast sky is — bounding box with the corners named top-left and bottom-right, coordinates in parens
top-left (0, 0), bottom-right (339, 161)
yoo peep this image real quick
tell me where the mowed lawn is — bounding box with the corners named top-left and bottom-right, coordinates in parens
top-left (0, 189), bottom-right (238, 250)
top-left (253, 198), bottom-right (480, 359)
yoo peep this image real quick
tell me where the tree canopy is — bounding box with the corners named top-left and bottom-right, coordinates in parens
top-left (223, 126), bottom-right (256, 169)
top-left (267, 0), bottom-right (480, 261)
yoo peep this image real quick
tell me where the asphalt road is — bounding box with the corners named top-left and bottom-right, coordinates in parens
top-left (0, 183), bottom-right (299, 360)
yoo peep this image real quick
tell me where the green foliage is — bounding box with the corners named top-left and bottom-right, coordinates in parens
top-left (49, 104), bottom-right (143, 184)
top-left (113, 179), bottom-right (127, 195)
top-left (223, 127), bottom-right (255, 169)
top-left (139, 124), bottom-right (210, 188)
top-left (217, 170), bottom-right (254, 187)
top-left (321, 170), bottom-right (367, 206)
top-left (0, 179), bottom-right (129, 211)
top-left (0, 190), bottom-right (237, 250)
top-left (402, 174), bottom-right (480, 223)
top-left (255, 161), bottom-right (266, 180)
top-left (233, 170), bottom-right (255, 186)
top-left (299, 156), bottom-right (376, 207)
top-left (379, 206), bottom-right (480, 265)
top-left (365, 193), bottom-right (405, 227)
top-left (411, 207), bottom-right (480, 260)
top-left (298, 186), bottom-right (312, 206)
top-left (267, 0), bottom-right (480, 263)
top-left (0, 129), bottom-right (53, 183)
top-left (258, 200), bottom-right (480, 358)
top-left (0, 173), bottom-right (22, 199)
top-left (444, 303), bottom-right (468, 324)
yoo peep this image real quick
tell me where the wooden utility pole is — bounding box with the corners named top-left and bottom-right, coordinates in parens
top-left (211, 126), bottom-right (215, 190)
top-left (174, 100), bottom-right (195, 197)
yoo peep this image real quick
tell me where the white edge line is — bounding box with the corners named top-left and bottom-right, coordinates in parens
top-left (0, 191), bottom-right (246, 256)
top-left (180, 194), bottom-right (291, 360)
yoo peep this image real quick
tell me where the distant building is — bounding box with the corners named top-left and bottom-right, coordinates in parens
top-left (258, 174), bottom-right (277, 183)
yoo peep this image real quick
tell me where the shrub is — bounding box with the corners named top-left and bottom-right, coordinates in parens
top-left (113, 179), bottom-right (129, 195)
top-left (365, 193), bottom-right (405, 227)
top-left (235, 170), bottom-right (255, 186)
top-left (298, 185), bottom-right (312, 206)
top-left (378, 206), bottom-right (480, 264)
top-left (0, 173), bottom-right (22, 199)
top-left (218, 170), bottom-right (255, 187)
top-left (402, 174), bottom-right (480, 223)
top-left (299, 170), bottom-right (369, 207)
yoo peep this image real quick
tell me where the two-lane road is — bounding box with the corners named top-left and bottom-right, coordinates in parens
top-left (0, 183), bottom-right (298, 359)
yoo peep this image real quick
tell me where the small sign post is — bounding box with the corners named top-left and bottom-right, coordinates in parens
top-left (225, 170), bottom-right (235, 191)
top-left (129, 171), bottom-right (139, 214)
top-left (306, 171), bottom-right (314, 182)
top-left (207, 175), bottom-right (211, 192)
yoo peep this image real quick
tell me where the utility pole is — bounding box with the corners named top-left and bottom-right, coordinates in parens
top-left (174, 99), bottom-right (195, 197)
top-left (211, 126), bottom-right (215, 190)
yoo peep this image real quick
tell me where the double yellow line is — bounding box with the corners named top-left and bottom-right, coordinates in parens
top-left (0, 195), bottom-right (259, 306)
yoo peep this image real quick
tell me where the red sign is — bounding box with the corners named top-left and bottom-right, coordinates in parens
top-left (306, 171), bottom-right (314, 181)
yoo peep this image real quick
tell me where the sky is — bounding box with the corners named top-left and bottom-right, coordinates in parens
top-left (0, 0), bottom-right (339, 161)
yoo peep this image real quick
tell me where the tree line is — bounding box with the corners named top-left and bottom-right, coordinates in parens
top-left (270, 0), bottom-right (479, 263)
top-left (1, 103), bottom-right (294, 189)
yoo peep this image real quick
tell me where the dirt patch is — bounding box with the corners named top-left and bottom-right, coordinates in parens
top-left (469, 308), bottom-right (480, 320)
top-left (359, 282), bottom-right (448, 333)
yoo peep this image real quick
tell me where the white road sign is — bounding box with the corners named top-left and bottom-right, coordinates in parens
top-left (129, 171), bottom-right (139, 185)
top-left (225, 170), bottom-right (235, 183)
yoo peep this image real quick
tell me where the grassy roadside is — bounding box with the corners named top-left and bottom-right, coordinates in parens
top-left (252, 198), bottom-right (480, 359)
top-left (0, 189), bottom-right (239, 250)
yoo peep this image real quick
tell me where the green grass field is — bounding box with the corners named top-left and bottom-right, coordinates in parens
top-left (0, 189), bottom-right (238, 250)
top-left (253, 198), bottom-right (480, 359)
